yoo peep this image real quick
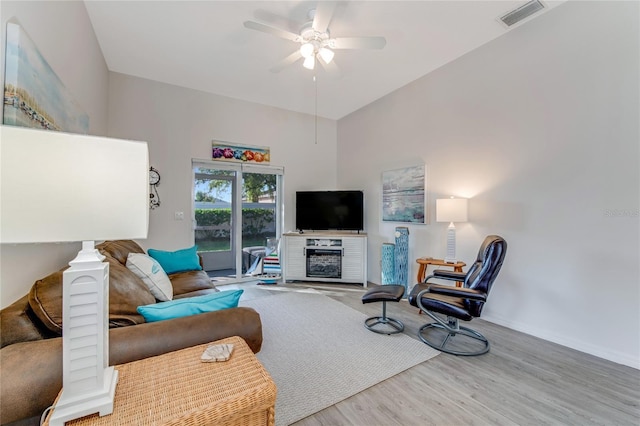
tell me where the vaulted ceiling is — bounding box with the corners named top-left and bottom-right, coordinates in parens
top-left (85, 1), bottom-right (565, 120)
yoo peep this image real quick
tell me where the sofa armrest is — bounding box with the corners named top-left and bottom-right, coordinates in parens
top-left (170, 270), bottom-right (217, 297)
top-left (0, 295), bottom-right (53, 349)
top-left (0, 307), bottom-right (262, 425)
top-left (109, 306), bottom-right (263, 364)
top-left (0, 337), bottom-right (63, 425)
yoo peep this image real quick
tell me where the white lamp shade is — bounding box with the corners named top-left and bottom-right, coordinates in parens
top-left (436, 198), bottom-right (468, 223)
top-left (0, 125), bottom-right (149, 243)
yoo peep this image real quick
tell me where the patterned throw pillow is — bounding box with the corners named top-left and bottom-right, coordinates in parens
top-left (126, 253), bottom-right (173, 301)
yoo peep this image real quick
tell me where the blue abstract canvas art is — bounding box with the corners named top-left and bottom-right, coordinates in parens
top-left (382, 164), bottom-right (427, 224)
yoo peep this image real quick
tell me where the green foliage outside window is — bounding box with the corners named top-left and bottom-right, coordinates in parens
top-left (195, 208), bottom-right (274, 235)
top-left (195, 208), bottom-right (232, 226)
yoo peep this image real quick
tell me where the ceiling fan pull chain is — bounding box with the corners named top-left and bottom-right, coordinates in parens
top-left (314, 74), bottom-right (318, 144)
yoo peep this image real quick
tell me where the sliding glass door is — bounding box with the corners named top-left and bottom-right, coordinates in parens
top-left (192, 160), bottom-right (283, 282)
top-left (193, 166), bottom-right (236, 274)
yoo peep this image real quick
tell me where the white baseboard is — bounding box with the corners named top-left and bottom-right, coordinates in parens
top-left (481, 313), bottom-right (639, 370)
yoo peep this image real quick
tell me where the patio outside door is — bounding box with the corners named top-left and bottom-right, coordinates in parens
top-left (192, 160), bottom-right (284, 282)
top-left (193, 167), bottom-right (236, 274)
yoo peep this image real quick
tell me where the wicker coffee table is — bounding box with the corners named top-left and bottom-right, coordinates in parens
top-left (44, 336), bottom-right (276, 426)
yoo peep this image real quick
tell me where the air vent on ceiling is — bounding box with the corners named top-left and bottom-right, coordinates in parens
top-left (499, 0), bottom-right (546, 27)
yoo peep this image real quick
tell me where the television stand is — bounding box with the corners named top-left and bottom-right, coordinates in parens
top-left (282, 231), bottom-right (368, 287)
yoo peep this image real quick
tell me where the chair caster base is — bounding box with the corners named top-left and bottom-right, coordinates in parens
top-left (418, 323), bottom-right (489, 356)
top-left (365, 316), bottom-right (405, 335)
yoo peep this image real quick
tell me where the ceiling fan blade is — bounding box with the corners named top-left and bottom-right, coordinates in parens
top-left (269, 50), bottom-right (303, 73)
top-left (312, 1), bottom-right (336, 33)
top-left (331, 37), bottom-right (387, 50)
top-left (254, 9), bottom-right (304, 34)
top-left (243, 21), bottom-right (300, 42)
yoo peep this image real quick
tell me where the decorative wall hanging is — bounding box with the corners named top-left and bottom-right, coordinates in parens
top-left (212, 140), bottom-right (270, 164)
top-left (394, 227), bottom-right (410, 296)
top-left (149, 166), bottom-right (161, 209)
top-left (3, 21), bottom-right (89, 133)
top-left (382, 164), bottom-right (427, 224)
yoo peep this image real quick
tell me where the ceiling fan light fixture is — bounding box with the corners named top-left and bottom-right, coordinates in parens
top-left (318, 47), bottom-right (334, 64)
top-left (303, 55), bottom-right (315, 70)
top-left (300, 42), bottom-right (315, 58)
top-left (243, 4), bottom-right (386, 74)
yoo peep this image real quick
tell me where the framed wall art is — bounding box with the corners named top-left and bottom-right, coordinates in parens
top-left (382, 164), bottom-right (427, 224)
top-left (3, 21), bottom-right (89, 133)
top-left (212, 140), bottom-right (270, 164)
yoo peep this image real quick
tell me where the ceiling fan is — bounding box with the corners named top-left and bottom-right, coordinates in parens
top-left (243, 1), bottom-right (386, 73)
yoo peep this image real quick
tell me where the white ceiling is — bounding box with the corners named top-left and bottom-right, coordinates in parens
top-left (84, 1), bottom-right (565, 120)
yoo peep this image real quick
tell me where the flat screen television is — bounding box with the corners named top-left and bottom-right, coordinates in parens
top-left (295, 190), bottom-right (364, 232)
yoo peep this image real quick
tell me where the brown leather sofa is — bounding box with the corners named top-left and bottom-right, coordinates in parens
top-left (0, 240), bottom-right (263, 425)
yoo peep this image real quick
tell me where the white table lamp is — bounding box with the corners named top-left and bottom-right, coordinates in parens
top-left (0, 125), bottom-right (149, 424)
top-left (436, 197), bottom-right (468, 264)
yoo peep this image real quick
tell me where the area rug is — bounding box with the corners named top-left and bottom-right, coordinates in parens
top-left (241, 292), bottom-right (440, 426)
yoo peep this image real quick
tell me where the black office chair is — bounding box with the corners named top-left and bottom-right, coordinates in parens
top-left (408, 235), bottom-right (507, 356)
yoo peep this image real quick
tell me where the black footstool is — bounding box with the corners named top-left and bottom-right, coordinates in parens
top-left (361, 285), bottom-right (405, 334)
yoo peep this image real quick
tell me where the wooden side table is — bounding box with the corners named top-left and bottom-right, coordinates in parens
top-left (416, 257), bottom-right (466, 287)
top-left (44, 336), bottom-right (276, 426)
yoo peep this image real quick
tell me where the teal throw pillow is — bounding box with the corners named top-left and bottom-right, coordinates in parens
top-left (147, 245), bottom-right (202, 274)
top-left (137, 289), bottom-right (243, 323)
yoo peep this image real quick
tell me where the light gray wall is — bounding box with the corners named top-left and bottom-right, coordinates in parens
top-left (337, 1), bottom-right (639, 367)
top-left (107, 72), bottom-right (337, 252)
top-left (0, 1), bottom-right (109, 307)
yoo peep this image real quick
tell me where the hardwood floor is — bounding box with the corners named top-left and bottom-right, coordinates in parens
top-left (221, 283), bottom-right (640, 426)
top-left (234, 281), bottom-right (639, 426)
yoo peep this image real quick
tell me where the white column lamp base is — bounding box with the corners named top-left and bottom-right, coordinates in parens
top-left (48, 368), bottom-right (118, 426)
top-left (49, 241), bottom-right (117, 425)
top-left (444, 223), bottom-right (457, 264)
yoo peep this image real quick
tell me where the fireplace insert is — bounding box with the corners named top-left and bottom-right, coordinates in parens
top-left (306, 247), bottom-right (342, 279)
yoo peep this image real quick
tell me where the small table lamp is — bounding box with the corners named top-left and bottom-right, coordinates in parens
top-left (436, 197), bottom-right (468, 264)
top-left (0, 125), bottom-right (149, 424)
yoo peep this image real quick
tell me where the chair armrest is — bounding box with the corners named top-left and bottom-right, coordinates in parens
top-left (424, 284), bottom-right (487, 301)
top-left (431, 269), bottom-right (466, 281)
top-left (423, 269), bottom-right (466, 285)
